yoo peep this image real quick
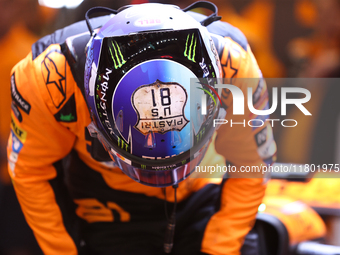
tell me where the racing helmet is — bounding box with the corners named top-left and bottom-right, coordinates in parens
top-left (84, 1), bottom-right (223, 187)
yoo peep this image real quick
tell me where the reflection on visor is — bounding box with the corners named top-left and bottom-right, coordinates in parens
top-left (97, 28), bottom-right (212, 87)
top-left (87, 122), bottom-right (208, 187)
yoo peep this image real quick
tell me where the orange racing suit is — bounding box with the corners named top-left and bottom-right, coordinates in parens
top-left (7, 13), bottom-right (276, 255)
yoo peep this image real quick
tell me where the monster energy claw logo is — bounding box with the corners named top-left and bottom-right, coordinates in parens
top-left (109, 40), bottom-right (126, 69)
top-left (184, 33), bottom-right (197, 62)
top-left (60, 113), bottom-right (75, 122)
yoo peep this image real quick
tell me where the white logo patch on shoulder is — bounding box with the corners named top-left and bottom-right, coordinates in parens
top-left (132, 80), bottom-right (189, 135)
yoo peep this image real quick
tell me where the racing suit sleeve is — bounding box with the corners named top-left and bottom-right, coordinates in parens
top-left (7, 46), bottom-right (79, 254)
top-left (201, 38), bottom-right (276, 255)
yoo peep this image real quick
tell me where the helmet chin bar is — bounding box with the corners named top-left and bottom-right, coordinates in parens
top-left (108, 140), bottom-right (209, 187)
top-left (88, 121), bottom-right (212, 187)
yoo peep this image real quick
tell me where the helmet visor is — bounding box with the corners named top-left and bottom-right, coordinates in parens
top-left (86, 28), bottom-right (219, 187)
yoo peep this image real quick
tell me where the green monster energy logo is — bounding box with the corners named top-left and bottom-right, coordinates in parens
top-left (117, 137), bottom-right (129, 152)
top-left (184, 33), bottom-right (197, 62)
top-left (60, 113), bottom-right (75, 122)
top-left (109, 40), bottom-right (126, 69)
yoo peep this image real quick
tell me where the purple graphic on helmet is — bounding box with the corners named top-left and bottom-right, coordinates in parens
top-left (112, 59), bottom-right (195, 159)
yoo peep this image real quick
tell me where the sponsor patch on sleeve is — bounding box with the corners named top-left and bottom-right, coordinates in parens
top-left (54, 94), bottom-right (77, 123)
top-left (11, 102), bottom-right (23, 122)
top-left (10, 114), bottom-right (27, 143)
top-left (255, 126), bottom-right (268, 147)
top-left (10, 130), bottom-right (24, 153)
top-left (256, 126), bottom-right (276, 159)
top-left (11, 74), bottom-right (31, 115)
top-left (41, 50), bottom-right (66, 109)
